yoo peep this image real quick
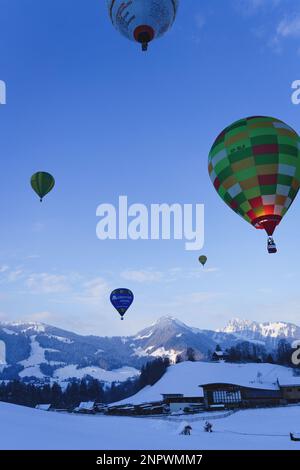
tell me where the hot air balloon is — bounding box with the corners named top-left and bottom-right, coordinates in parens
top-left (199, 255), bottom-right (207, 267)
top-left (110, 288), bottom-right (134, 320)
top-left (107, 0), bottom-right (179, 51)
top-left (31, 172), bottom-right (55, 202)
top-left (208, 116), bottom-right (300, 254)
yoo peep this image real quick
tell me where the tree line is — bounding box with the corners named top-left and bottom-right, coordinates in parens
top-left (0, 357), bottom-right (170, 409)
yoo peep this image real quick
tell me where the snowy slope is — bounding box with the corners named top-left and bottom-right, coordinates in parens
top-left (0, 401), bottom-right (300, 450)
top-left (53, 365), bottom-right (139, 382)
top-left (114, 362), bottom-right (300, 405)
top-left (0, 340), bottom-right (6, 365)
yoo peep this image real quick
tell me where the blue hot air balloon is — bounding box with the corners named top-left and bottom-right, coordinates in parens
top-left (107, 0), bottom-right (179, 51)
top-left (110, 288), bottom-right (134, 320)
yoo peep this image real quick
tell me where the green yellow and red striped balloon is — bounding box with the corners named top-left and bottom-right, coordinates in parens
top-left (208, 116), bottom-right (300, 236)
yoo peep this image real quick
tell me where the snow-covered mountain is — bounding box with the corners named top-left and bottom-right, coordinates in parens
top-left (0, 316), bottom-right (299, 384)
top-left (220, 318), bottom-right (300, 348)
top-left (132, 316), bottom-right (217, 362)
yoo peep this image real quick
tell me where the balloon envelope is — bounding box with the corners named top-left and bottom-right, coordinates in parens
top-left (107, 0), bottom-right (179, 50)
top-left (31, 172), bottom-right (55, 202)
top-left (208, 116), bottom-right (300, 236)
top-left (110, 288), bottom-right (134, 320)
top-left (199, 255), bottom-right (207, 266)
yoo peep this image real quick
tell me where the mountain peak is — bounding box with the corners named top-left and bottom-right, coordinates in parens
top-left (154, 316), bottom-right (187, 328)
top-left (220, 318), bottom-right (300, 340)
top-left (220, 318), bottom-right (254, 333)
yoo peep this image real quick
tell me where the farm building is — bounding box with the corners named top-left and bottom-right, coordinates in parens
top-left (73, 401), bottom-right (97, 414)
top-left (106, 404), bottom-right (136, 416)
top-left (107, 401), bottom-right (165, 416)
top-left (212, 350), bottom-right (228, 362)
top-left (161, 393), bottom-right (204, 413)
top-left (95, 403), bottom-right (107, 413)
top-left (112, 362), bottom-right (300, 412)
top-left (200, 383), bottom-right (283, 409)
top-left (278, 381), bottom-right (300, 403)
top-left (35, 404), bottom-right (53, 411)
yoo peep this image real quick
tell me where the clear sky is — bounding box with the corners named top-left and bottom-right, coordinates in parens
top-left (0, 0), bottom-right (300, 336)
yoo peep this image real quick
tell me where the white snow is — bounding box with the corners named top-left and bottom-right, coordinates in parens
top-left (53, 365), bottom-right (140, 383)
top-left (2, 328), bottom-right (16, 335)
top-left (176, 333), bottom-right (183, 338)
top-left (0, 340), bottom-right (6, 365)
top-left (19, 366), bottom-right (45, 379)
top-left (114, 362), bottom-right (300, 406)
top-left (1, 401), bottom-right (300, 450)
top-left (20, 323), bottom-right (46, 334)
top-left (131, 347), bottom-right (149, 358)
top-left (150, 347), bottom-right (181, 363)
top-left (19, 336), bottom-right (59, 379)
top-left (134, 331), bottom-right (153, 340)
top-left (48, 335), bottom-right (73, 344)
top-left (20, 337), bottom-right (48, 368)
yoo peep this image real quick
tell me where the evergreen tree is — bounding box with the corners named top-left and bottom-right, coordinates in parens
top-left (186, 347), bottom-right (196, 362)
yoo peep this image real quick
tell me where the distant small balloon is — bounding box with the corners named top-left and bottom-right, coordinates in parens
top-left (31, 172), bottom-right (55, 202)
top-left (110, 288), bottom-right (134, 320)
top-left (199, 255), bottom-right (207, 267)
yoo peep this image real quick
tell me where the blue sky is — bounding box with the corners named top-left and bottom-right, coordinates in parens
top-left (1, 0), bottom-right (300, 335)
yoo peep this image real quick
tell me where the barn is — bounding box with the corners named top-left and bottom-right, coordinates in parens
top-left (200, 383), bottom-right (283, 410)
top-left (35, 404), bottom-right (53, 411)
top-left (278, 381), bottom-right (300, 404)
top-left (161, 394), bottom-right (204, 413)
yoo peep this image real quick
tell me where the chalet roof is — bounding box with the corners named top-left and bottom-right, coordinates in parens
top-left (161, 393), bottom-right (184, 398)
top-left (35, 404), bottom-right (52, 411)
top-left (199, 382), bottom-right (280, 391)
top-left (278, 381), bottom-right (300, 388)
top-left (78, 401), bottom-right (95, 410)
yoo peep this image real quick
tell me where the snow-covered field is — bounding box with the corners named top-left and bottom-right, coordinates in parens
top-left (1, 401), bottom-right (300, 450)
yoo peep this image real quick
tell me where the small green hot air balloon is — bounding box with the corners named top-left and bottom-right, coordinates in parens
top-left (31, 172), bottom-right (55, 202)
top-left (199, 255), bottom-right (207, 267)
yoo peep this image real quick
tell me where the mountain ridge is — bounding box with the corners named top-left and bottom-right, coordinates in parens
top-left (0, 316), bottom-right (299, 384)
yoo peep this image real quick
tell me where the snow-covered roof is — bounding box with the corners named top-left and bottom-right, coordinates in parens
top-left (35, 404), bottom-right (52, 411)
top-left (78, 401), bottom-right (95, 410)
top-left (278, 378), bottom-right (300, 387)
top-left (113, 362), bottom-right (300, 406)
